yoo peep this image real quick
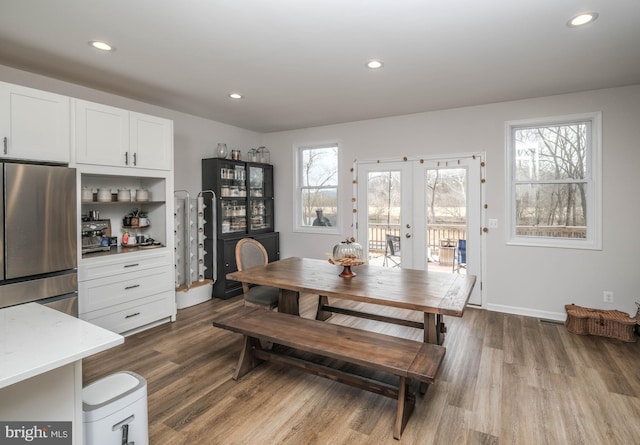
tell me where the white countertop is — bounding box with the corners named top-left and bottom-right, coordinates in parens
top-left (0, 303), bottom-right (124, 389)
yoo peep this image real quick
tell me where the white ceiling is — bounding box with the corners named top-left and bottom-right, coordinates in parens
top-left (1, 1), bottom-right (639, 133)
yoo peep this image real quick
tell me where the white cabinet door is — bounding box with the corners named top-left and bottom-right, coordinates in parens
top-left (130, 112), bottom-right (172, 170)
top-left (74, 99), bottom-right (129, 167)
top-left (0, 81), bottom-right (70, 163)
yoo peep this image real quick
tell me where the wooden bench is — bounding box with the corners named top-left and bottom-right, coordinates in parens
top-left (211, 306), bottom-right (446, 439)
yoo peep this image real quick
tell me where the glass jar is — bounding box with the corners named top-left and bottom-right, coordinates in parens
top-left (216, 143), bottom-right (228, 159)
top-left (257, 146), bottom-right (270, 163)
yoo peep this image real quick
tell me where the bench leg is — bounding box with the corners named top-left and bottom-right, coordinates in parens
top-left (233, 335), bottom-right (263, 380)
top-left (315, 295), bottom-right (332, 321)
top-left (394, 377), bottom-right (416, 440)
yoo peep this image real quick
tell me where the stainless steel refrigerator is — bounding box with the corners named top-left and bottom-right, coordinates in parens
top-left (0, 162), bottom-right (77, 315)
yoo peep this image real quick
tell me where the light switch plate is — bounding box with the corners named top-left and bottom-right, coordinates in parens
top-left (488, 218), bottom-right (498, 228)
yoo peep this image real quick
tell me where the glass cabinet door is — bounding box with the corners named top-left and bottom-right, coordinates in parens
top-left (219, 162), bottom-right (247, 234)
top-left (248, 164), bottom-right (274, 233)
top-left (221, 200), bottom-right (247, 234)
top-left (249, 199), bottom-right (273, 231)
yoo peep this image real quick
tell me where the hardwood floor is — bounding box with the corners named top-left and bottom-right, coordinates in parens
top-left (83, 294), bottom-right (640, 444)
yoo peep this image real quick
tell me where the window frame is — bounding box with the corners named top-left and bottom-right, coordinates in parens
top-left (293, 142), bottom-right (341, 234)
top-left (505, 112), bottom-right (602, 250)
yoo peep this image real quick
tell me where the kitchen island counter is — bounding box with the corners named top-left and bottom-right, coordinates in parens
top-left (0, 302), bottom-right (123, 389)
top-left (0, 303), bottom-right (124, 444)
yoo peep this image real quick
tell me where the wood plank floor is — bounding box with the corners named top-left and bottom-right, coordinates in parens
top-left (83, 294), bottom-right (640, 444)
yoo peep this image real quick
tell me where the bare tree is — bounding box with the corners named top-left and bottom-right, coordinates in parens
top-left (515, 122), bottom-right (587, 236)
top-left (426, 168), bottom-right (466, 224)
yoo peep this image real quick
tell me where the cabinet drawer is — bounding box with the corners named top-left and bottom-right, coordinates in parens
top-left (79, 265), bottom-right (172, 314)
top-left (79, 250), bottom-right (172, 281)
top-left (81, 291), bottom-right (173, 334)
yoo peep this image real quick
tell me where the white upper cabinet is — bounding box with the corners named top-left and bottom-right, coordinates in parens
top-left (74, 99), bottom-right (172, 171)
top-left (130, 112), bottom-right (173, 170)
top-left (0, 81), bottom-right (70, 163)
top-left (74, 99), bottom-right (129, 167)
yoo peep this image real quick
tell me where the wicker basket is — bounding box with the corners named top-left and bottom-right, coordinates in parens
top-left (565, 304), bottom-right (637, 342)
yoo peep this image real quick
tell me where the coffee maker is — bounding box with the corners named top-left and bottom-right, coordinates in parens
top-left (81, 219), bottom-right (112, 254)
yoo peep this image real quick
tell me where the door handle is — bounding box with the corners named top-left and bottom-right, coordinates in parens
top-left (3, 137), bottom-right (7, 154)
top-left (405, 233), bottom-right (412, 238)
top-left (124, 284), bottom-right (140, 290)
top-left (125, 152), bottom-right (129, 165)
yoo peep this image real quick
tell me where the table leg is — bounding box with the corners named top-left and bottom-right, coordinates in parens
top-left (278, 289), bottom-right (300, 315)
top-left (424, 313), bottom-right (445, 345)
top-left (315, 295), bottom-right (332, 321)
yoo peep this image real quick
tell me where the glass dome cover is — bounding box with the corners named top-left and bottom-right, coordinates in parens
top-left (330, 237), bottom-right (365, 277)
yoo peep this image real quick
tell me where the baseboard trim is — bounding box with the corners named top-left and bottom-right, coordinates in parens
top-left (485, 303), bottom-right (565, 322)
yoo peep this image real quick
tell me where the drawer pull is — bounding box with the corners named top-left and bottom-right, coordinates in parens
top-left (123, 263), bottom-right (140, 268)
top-left (125, 284), bottom-right (140, 290)
top-left (125, 312), bottom-right (140, 319)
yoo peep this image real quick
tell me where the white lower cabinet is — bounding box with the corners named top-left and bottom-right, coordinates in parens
top-left (79, 250), bottom-right (176, 335)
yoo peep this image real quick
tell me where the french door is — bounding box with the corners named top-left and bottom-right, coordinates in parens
top-left (356, 155), bottom-right (482, 305)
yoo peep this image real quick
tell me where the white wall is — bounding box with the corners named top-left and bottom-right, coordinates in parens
top-left (0, 64), bottom-right (261, 198)
top-left (5, 63), bottom-right (638, 320)
top-left (262, 85), bottom-right (640, 320)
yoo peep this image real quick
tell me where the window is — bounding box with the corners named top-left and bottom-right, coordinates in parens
top-left (506, 112), bottom-right (602, 249)
top-left (295, 143), bottom-right (339, 233)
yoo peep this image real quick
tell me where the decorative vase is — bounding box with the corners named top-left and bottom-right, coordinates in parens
top-left (216, 143), bottom-right (228, 159)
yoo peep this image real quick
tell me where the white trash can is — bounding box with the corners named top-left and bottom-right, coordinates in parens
top-left (83, 371), bottom-right (149, 445)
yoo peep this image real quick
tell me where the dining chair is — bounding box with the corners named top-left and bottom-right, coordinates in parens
top-left (235, 238), bottom-right (279, 310)
top-left (453, 239), bottom-right (467, 273)
top-left (383, 234), bottom-right (401, 268)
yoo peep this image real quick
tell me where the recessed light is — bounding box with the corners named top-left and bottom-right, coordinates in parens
top-left (567, 12), bottom-right (599, 27)
top-left (89, 40), bottom-right (115, 51)
top-left (366, 60), bottom-right (384, 69)
top-left (228, 93), bottom-right (243, 99)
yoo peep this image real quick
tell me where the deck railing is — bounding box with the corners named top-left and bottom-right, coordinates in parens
top-left (367, 223), bottom-right (586, 254)
top-left (516, 226), bottom-right (586, 238)
top-left (368, 223), bottom-right (466, 255)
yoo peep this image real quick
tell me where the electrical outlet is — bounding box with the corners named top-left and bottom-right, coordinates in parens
top-left (488, 219), bottom-right (498, 229)
top-left (603, 291), bottom-right (614, 303)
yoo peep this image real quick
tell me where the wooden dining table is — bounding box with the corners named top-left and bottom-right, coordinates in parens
top-left (226, 257), bottom-right (476, 345)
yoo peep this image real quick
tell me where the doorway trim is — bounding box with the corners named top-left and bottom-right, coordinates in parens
top-left (352, 151), bottom-right (486, 307)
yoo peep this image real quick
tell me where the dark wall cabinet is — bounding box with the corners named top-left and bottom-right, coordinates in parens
top-left (202, 158), bottom-right (279, 299)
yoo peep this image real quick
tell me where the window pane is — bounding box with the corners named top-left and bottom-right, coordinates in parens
top-left (301, 188), bottom-right (337, 227)
top-left (366, 171), bottom-right (401, 224)
top-left (425, 168), bottom-right (467, 224)
top-left (514, 123), bottom-right (588, 181)
top-left (515, 183), bottom-right (587, 238)
top-left (302, 146), bottom-right (338, 187)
